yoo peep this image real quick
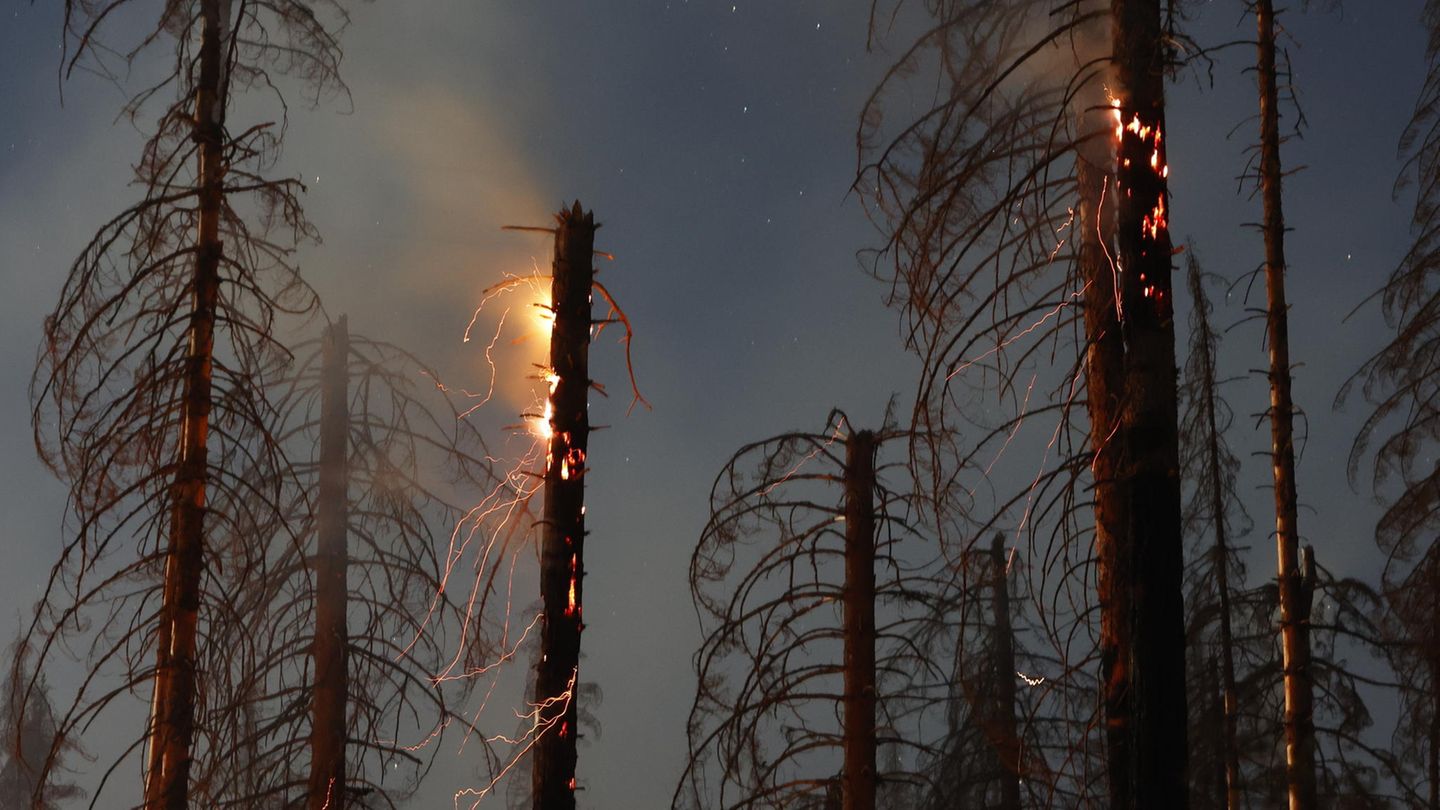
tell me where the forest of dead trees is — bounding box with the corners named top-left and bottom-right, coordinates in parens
top-left (7, 0), bottom-right (1440, 808)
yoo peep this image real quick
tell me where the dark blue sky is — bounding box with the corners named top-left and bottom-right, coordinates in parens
top-left (0, 1), bottom-right (1430, 806)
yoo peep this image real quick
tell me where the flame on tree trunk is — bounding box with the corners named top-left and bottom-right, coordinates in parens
top-left (533, 202), bottom-right (594, 810)
top-left (842, 430), bottom-right (877, 810)
top-left (1186, 262), bottom-right (1243, 810)
top-left (988, 534), bottom-right (1022, 810)
top-left (1111, 0), bottom-right (1190, 806)
top-left (145, 2), bottom-right (225, 806)
top-left (1078, 153), bottom-right (1133, 810)
top-left (1254, 3), bottom-right (1317, 807)
top-left (309, 317), bottom-right (350, 810)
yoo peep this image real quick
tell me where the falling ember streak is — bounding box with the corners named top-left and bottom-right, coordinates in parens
top-left (452, 669), bottom-right (578, 810)
top-left (1016, 670), bottom-right (1046, 687)
top-left (428, 206), bottom-right (631, 806)
top-left (944, 214), bottom-right (1080, 383)
top-left (759, 417), bottom-right (847, 496)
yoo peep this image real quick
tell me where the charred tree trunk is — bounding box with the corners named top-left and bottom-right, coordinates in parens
top-left (145, 3), bottom-right (226, 806)
top-left (1111, 0), bottom-right (1189, 806)
top-left (842, 430), bottom-right (877, 810)
top-left (533, 202), bottom-right (595, 810)
top-left (309, 317), bottom-right (350, 810)
top-left (1255, 4), bottom-right (1316, 808)
top-left (989, 534), bottom-right (1022, 810)
top-left (1078, 153), bottom-right (1132, 810)
top-left (1187, 264), bottom-right (1243, 810)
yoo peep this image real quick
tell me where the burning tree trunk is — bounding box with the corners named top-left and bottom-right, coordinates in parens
top-left (1078, 153), bottom-right (1132, 810)
top-left (842, 431), bottom-right (877, 810)
top-left (989, 534), bottom-right (1022, 810)
top-left (145, 3), bottom-right (226, 805)
top-left (1111, 0), bottom-right (1189, 805)
top-left (1254, 3), bottom-right (1317, 807)
top-left (533, 202), bottom-right (595, 810)
top-left (1185, 257), bottom-right (1243, 810)
top-left (308, 317), bottom-right (350, 810)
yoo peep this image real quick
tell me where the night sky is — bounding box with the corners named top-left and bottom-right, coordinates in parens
top-left (0, 1), bottom-right (1430, 807)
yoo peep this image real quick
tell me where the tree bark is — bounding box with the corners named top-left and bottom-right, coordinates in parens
top-left (145, 3), bottom-right (226, 806)
top-left (1254, 3), bottom-right (1317, 808)
top-left (1186, 263), bottom-right (1243, 810)
top-left (1078, 152), bottom-right (1132, 810)
top-left (309, 317), bottom-right (350, 810)
top-left (842, 430), bottom-right (877, 810)
top-left (989, 534), bottom-right (1022, 810)
top-left (1111, 0), bottom-right (1190, 806)
top-left (532, 202), bottom-right (594, 810)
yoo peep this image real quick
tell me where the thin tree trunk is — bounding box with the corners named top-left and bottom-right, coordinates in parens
top-left (145, 3), bottom-right (226, 806)
top-left (990, 534), bottom-right (1022, 810)
top-left (1207, 657), bottom-right (1229, 810)
top-left (1430, 563), bottom-right (1439, 810)
top-left (1186, 263), bottom-right (1243, 810)
top-left (1111, 0), bottom-right (1189, 806)
top-left (1078, 152), bottom-right (1132, 810)
top-left (533, 202), bottom-right (594, 810)
top-left (842, 430), bottom-right (877, 810)
top-left (309, 317), bottom-right (350, 810)
top-left (1254, 4), bottom-right (1317, 808)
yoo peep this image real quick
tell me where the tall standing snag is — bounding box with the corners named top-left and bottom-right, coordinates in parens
top-left (1111, 0), bottom-right (1189, 804)
top-left (843, 431), bottom-right (878, 810)
top-left (309, 317), bottom-right (351, 810)
top-left (145, 3), bottom-right (227, 806)
top-left (533, 202), bottom-right (595, 809)
top-left (1253, 3), bottom-right (1316, 807)
top-left (28, 0), bottom-right (349, 805)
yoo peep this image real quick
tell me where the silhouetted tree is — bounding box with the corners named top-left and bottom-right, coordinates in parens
top-left (1, 637), bottom-right (83, 809)
top-left (1179, 248), bottom-right (1251, 810)
top-left (860, 0), bottom-right (1191, 804)
top-left (211, 317), bottom-right (493, 808)
top-left (1344, 2), bottom-right (1440, 806)
top-left (675, 413), bottom-right (954, 809)
top-left (27, 1), bottom-right (349, 805)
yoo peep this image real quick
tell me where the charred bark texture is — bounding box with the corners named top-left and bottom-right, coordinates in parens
top-left (533, 202), bottom-right (595, 810)
top-left (989, 534), bottom-right (1022, 810)
top-left (145, 3), bottom-right (225, 806)
top-left (1255, 3), bottom-right (1317, 808)
top-left (1111, 0), bottom-right (1189, 806)
top-left (1078, 154), bottom-right (1133, 810)
top-left (309, 317), bottom-right (350, 810)
top-left (842, 430), bottom-right (877, 810)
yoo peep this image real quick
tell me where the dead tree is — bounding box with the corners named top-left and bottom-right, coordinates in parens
top-left (1110, 3), bottom-right (1189, 805)
top-left (1342, 2), bottom-right (1440, 806)
top-left (1, 636), bottom-right (83, 809)
top-left (310, 318), bottom-right (350, 808)
top-left (1245, 3), bottom-right (1319, 806)
top-left (532, 202), bottom-right (595, 810)
top-left (842, 431), bottom-right (878, 810)
top-left (27, 1), bottom-right (348, 806)
top-left (1179, 249), bottom-right (1251, 810)
top-left (204, 318), bottom-right (493, 809)
top-left (918, 533), bottom-right (1031, 810)
top-left (674, 414), bottom-right (958, 809)
top-left (988, 534), bottom-right (1023, 810)
top-left (860, 0), bottom-right (1193, 803)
